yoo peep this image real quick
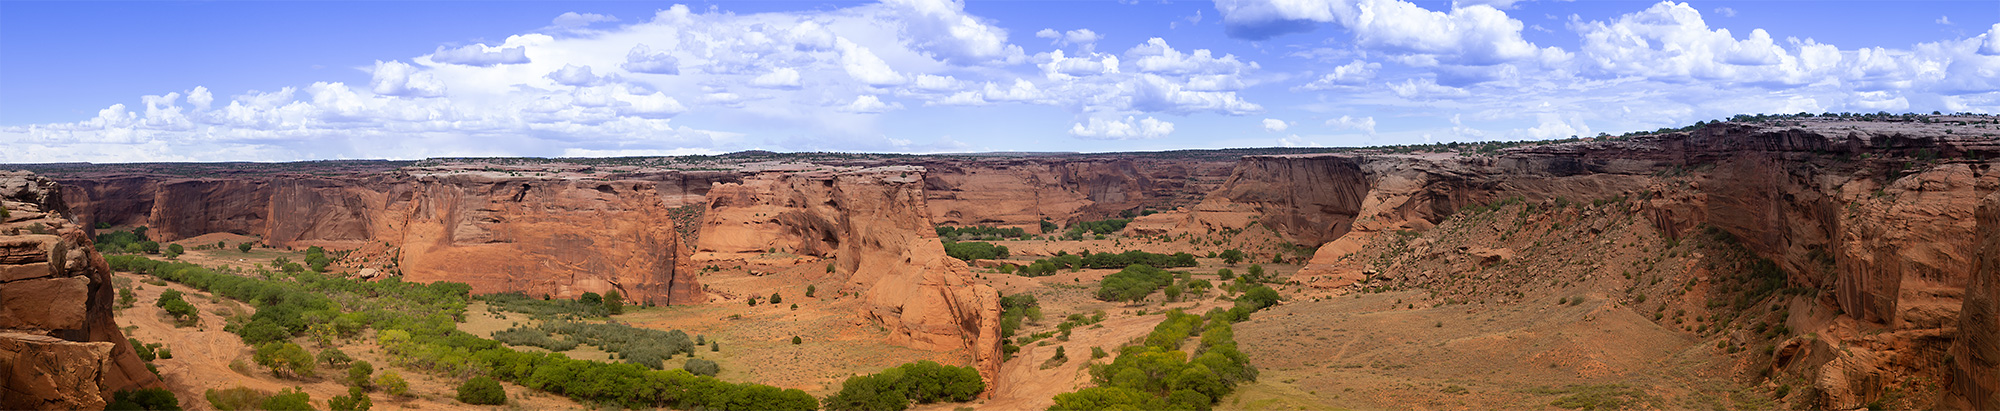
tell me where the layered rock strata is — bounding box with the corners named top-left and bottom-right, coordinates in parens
top-left (0, 171), bottom-right (162, 410)
top-left (698, 166), bottom-right (1004, 390)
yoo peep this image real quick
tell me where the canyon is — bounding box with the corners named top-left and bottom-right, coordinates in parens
top-left (6, 114), bottom-right (1999, 409)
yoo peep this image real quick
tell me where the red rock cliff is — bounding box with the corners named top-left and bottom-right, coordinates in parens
top-left (1188, 117), bottom-right (2000, 408)
top-left (1943, 192), bottom-right (2000, 409)
top-left (920, 158), bottom-right (1232, 231)
top-left (698, 166), bottom-right (1004, 390)
top-left (0, 171), bottom-right (163, 409)
top-left (58, 172), bottom-right (712, 305)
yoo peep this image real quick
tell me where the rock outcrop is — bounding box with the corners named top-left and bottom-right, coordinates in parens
top-left (0, 171), bottom-right (162, 409)
top-left (698, 166), bottom-right (1004, 390)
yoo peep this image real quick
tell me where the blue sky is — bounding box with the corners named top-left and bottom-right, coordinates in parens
top-left (2, 0), bottom-right (1996, 162)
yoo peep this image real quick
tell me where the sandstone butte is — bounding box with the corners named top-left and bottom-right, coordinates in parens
top-left (5, 115), bottom-right (2000, 409)
top-left (0, 172), bottom-right (163, 409)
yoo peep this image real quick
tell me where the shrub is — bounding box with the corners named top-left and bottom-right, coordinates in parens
top-left (347, 360), bottom-right (374, 388)
top-left (376, 371), bottom-right (410, 397)
top-left (942, 241), bottom-right (1010, 261)
top-left (238, 242), bottom-right (253, 253)
top-left (107, 388), bottom-right (182, 411)
top-left (602, 290), bottom-right (624, 315)
top-left (806, 284), bottom-right (817, 297)
top-left (684, 358), bottom-right (720, 377)
top-left (329, 386), bottom-right (372, 411)
top-left (824, 360), bottom-right (985, 411)
top-left (260, 388), bottom-right (312, 411)
top-left (204, 387), bottom-right (268, 411)
top-left (792, 336), bottom-right (803, 345)
top-left (1097, 265), bottom-right (1177, 302)
top-left (936, 225), bottom-right (1029, 240)
top-left (771, 292), bottom-right (783, 304)
top-left (456, 376), bottom-right (507, 405)
top-left (253, 342), bottom-right (315, 378)
top-left (319, 348), bottom-right (353, 367)
top-left (492, 326), bottom-right (578, 351)
top-left (1220, 249), bottom-right (1245, 265)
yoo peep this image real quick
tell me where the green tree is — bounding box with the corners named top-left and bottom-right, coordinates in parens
top-left (328, 387), bottom-right (371, 411)
top-left (770, 292), bottom-right (783, 304)
top-left (346, 360), bottom-right (374, 388)
top-left (165, 243), bottom-right (184, 259)
top-left (455, 376), bottom-right (507, 405)
top-left (1217, 268), bottom-right (1234, 281)
top-left (107, 388), bottom-right (183, 411)
top-left (318, 348), bottom-right (352, 367)
top-left (375, 371), bottom-right (410, 397)
top-left (580, 292), bottom-right (603, 307)
top-left (140, 241), bottom-right (161, 254)
top-left (259, 388), bottom-right (313, 411)
top-left (792, 336), bottom-right (803, 345)
top-left (238, 242), bottom-right (253, 253)
top-left (1219, 249), bottom-right (1244, 265)
top-left (162, 299), bottom-right (198, 325)
top-left (1246, 264), bottom-right (1264, 281)
top-left (806, 284), bottom-right (817, 297)
top-left (1165, 284), bottom-right (1184, 302)
top-left (254, 342), bottom-right (316, 378)
top-left (602, 290), bottom-right (623, 315)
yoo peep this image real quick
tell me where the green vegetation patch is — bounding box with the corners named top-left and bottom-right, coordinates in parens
top-left (112, 256), bottom-right (819, 411)
top-left (823, 361), bottom-right (985, 411)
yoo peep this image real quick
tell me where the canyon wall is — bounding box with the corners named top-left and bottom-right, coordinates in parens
top-left (383, 175), bottom-right (705, 305)
top-left (1943, 192), bottom-right (2000, 409)
top-left (1184, 119), bottom-right (1999, 409)
top-left (0, 171), bottom-right (162, 409)
top-left (697, 166), bottom-right (1004, 386)
top-left (920, 158), bottom-right (1232, 231)
top-left (58, 172), bottom-right (711, 305)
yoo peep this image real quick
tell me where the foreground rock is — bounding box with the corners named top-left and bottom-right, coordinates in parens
top-left (0, 171), bottom-right (161, 409)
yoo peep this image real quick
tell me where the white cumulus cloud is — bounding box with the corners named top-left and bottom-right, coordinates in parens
top-left (1326, 115), bottom-right (1376, 134)
top-left (1262, 118), bottom-right (1290, 132)
top-left (1070, 115), bottom-right (1175, 139)
top-left (430, 43), bottom-right (530, 66)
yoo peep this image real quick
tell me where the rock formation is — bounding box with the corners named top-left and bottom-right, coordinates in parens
top-left (1174, 117), bottom-right (2000, 408)
top-left (0, 171), bottom-right (162, 410)
top-left (919, 158), bottom-right (1230, 231)
top-left (699, 166), bottom-right (1005, 387)
top-left (1942, 192), bottom-right (2000, 409)
top-left (57, 171), bottom-right (710, 305)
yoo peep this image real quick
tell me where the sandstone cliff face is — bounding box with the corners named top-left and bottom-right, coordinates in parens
top-left (921, 158), bottom-right (1231, 231)
top-left (698, 166), bottom-right (1004, 389)
top-left (1189, 118), bottom-right (1999, 408)
top-left (0, 171), bottom-right (162, 409)
top-left (384, 175), bottom-right (704, 305)
top-left (57, 172), bottom-right (710, 305)
top-left (1943, 192), bottom-right (2000, 409)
